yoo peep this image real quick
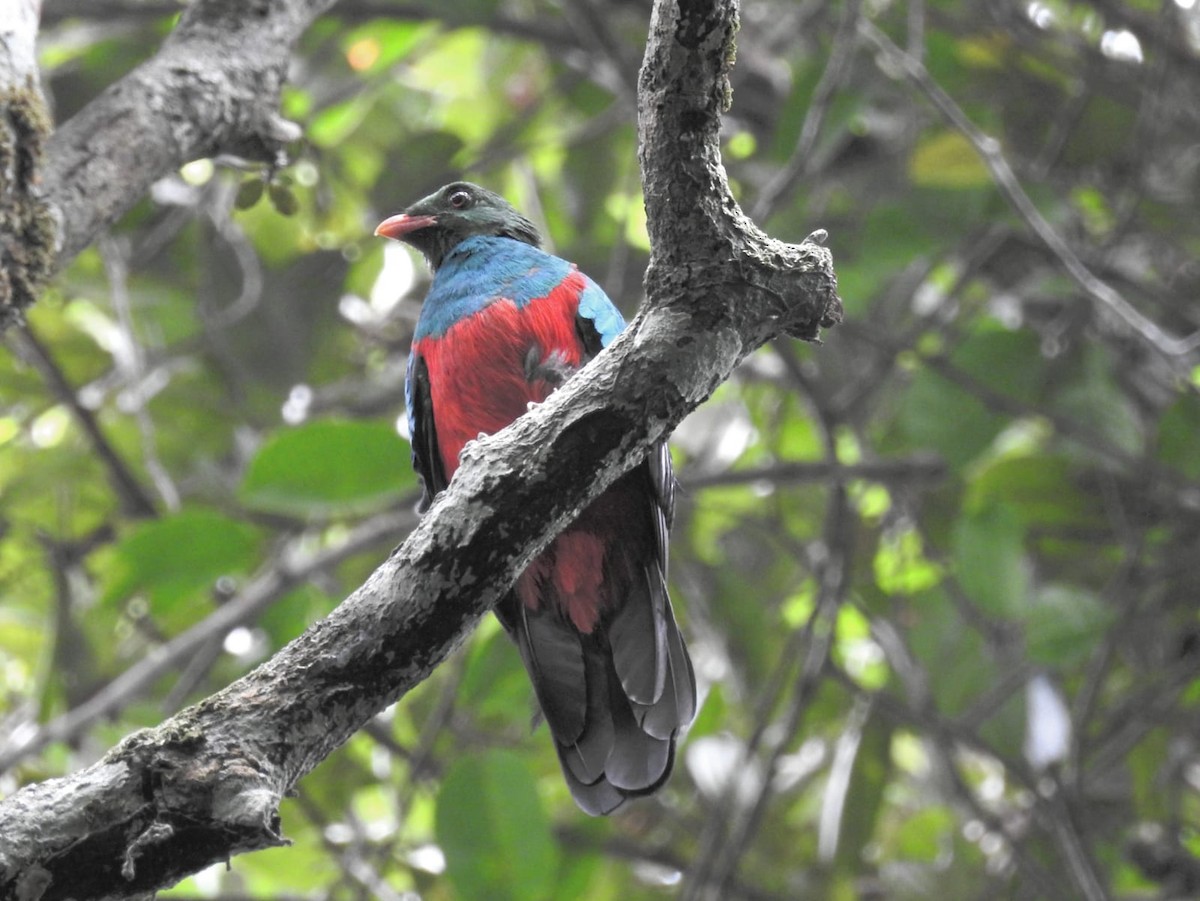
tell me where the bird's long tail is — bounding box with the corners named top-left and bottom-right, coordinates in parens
top-left (503, 561), bottom-right (696, 815)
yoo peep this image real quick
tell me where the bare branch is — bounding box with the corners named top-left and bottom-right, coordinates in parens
top-left (0, 505), bottom-right (415, 774)
top-left (859, 20), bottom-right (1200, 366)
top-left (41, 0), bottom-right (334, 270)
top-left (6, 323), bottom-right (159, 517)
top-left (751, 0), bottom-right (862, 221)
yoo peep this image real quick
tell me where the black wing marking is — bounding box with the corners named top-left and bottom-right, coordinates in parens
top-left (407, 352), bottom-right (448, 512)
top-left (575, 311), bottom-right (605, 362)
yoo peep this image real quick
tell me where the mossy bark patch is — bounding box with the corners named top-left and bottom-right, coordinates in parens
top-left (0, 81), bottom-right (56, 329)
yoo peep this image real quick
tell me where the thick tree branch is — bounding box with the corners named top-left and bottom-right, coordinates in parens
top-left (41, 0), bottom-right (333, 269)
top-left (0, 0), bottom-right (840, 897)
top-left (0, 505), bottom-right (416, 774)
top-left (0, 0), bottom-right (53, 324)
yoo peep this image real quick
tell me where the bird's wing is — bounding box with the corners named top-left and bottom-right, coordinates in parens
top-left (575, 277), bottom-right (626, 355)
top-left (406, 350), bottom-right (448, 512)
top-left (575, 273), bottom-right (697, 750)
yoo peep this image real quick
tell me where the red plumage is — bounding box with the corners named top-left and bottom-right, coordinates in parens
top-left (415, 279), bottom-right (618, 634)
top-left (413, 275), bottom-right (586, 471)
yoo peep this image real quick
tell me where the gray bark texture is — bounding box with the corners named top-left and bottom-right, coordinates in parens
top-left (0, 0), bottom-right (841, 897)
top-left (41, 0), bottom-right (334, 269)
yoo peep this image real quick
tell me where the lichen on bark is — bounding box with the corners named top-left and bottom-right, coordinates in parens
top-left (0, 80), bottom-right (55, 329)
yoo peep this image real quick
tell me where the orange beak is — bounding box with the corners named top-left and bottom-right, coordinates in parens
top-left (374, 213), bottom-right (438, 240)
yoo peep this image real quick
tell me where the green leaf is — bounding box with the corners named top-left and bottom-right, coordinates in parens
top-left (1157, 391), bottom-right (1200, 480)
top-left (906, 589), bottom-right (996, 715)
top-left (436, 751), bottom-right (560, 901)
top-left (955, 32), bottom-right (1012, 69)
top-left (874, 526), bottom-right (942, 595)
top-left (235, 178), bottom-right (264, 210)
top-left (309, 94), bottom-right (375, 148)
top-left (950, 327), bottom-right (1044, 404)
top-left (899, 368), bottom-right (1002, 468)
top-left (341, 20), bottom-right (436, 74)
top-left (833, 204), bottom-right (940, 310)
top-left (1053, 345), bottom-right (1144, 458)
top-left (832, 716), bottom-right (893, 874)
top-left (268, 183), bottom-right (299, 216)
top-left (100, 508), bottom-right (263, 620)
top-left (893, 806), bottom-right (956, 861)
top-left (240, 419), bottom-right (412, 516)
top-left (459, 625), bottom-right (531, 726)
top-left (1128, 728), bottom-right (1170, 820)
top-left (1024, 584), bottom-right (1114, 667)
top-left (951, 502), bottom-right (1028, 617)
top-left (967, 454), bottom-right (1102, 528)
top-left (909, 130), bottom-right (990, 188)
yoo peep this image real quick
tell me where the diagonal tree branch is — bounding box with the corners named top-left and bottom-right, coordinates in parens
top-left (0, 505), bottom-right (416, 774)
top-left (0, 0), bottom-right (841, 898)
top-left (858, 19), bottom-right (1200, 366)
top-left (41, 0), bottom-right (334, 270)
top-left (7, 324), bottom-right (159, 517)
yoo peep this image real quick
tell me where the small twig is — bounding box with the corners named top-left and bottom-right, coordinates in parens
top-left (556, 825), bottom-right (796, 901)
top-left (201, 195), bottom-right (266, 331)
top-left (1068, 475), bottom-right (1143, 735)
top-left (387, 651), bottom-right (467, 816)
top-left (293, 791), bottom-right (409, 901)
top-left (905, 0), bottom-right (925, 59)
top-left (685, 369), bottom-right (854, 898)
top-left (869, 621), bottom-right (1112, 899)
top-left (682, 342), bottom-right (850, 899)
top-left (751, 0), bottom-right (863, 221)
top-left (681, 456), bottom-right (946, 490)
top-left (697, 485), bottom-right (853, 900)
top-left (100, 234), bottom-right (181, 511)
top-left (1042, 788), bottom-right (1112, 901)
top-left (7, 325), bottom-right (158, 518)
top-left (560, 0), bottom-right (641, 105)
top-left (0, 505), bottom-right (415, 773)
top-left (836, 667), bottom-right (1077, 898)
top-left (859, 20), bottom-right (1200, 365)
top-left (1085, 652), bottom-right (1200, 781)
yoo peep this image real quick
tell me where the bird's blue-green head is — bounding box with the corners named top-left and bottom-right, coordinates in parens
top-left (375, 182), bottom-right (541, 270)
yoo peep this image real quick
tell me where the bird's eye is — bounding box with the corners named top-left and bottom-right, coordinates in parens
top-left (448, 190), bottom-right (471, 209)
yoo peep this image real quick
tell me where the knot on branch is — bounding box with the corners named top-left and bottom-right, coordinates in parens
top-left (226, 110), bottom-right (303, 168)
top-left (746, 236), bottom-right (843, 341)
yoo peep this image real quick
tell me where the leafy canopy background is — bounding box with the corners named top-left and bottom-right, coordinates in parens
top-left (3, 0), bottom-right (1200, 898)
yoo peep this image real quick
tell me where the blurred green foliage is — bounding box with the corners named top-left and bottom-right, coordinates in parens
top-left (4, 0), bottom-right (1200, 898)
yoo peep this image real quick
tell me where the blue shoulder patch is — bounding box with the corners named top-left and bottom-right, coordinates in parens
top-left (414, 237), bottom-right (576, 341)
top-left (577, 277), bottom-right (625, 348)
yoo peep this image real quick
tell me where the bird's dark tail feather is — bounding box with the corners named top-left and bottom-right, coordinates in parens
top-left (504, 569), bottom-right (696, 816)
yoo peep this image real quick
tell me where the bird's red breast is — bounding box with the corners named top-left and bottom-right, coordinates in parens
top-left (412, 272), bottom-right (587, 473)
top-left (413, 271), bottom-right (616, 632)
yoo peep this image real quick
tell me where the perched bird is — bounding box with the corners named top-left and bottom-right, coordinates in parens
top-left (375, 182), bottom-right (696, 815)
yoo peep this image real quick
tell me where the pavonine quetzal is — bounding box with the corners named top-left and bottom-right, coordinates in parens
top-left (375, 182), bottom-right (696, 815)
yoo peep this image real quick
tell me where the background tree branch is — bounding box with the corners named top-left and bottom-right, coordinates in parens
top-left (0, 0), bottom-right (840, 897)
top-left (39, 0), bottom-right (335, 272)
